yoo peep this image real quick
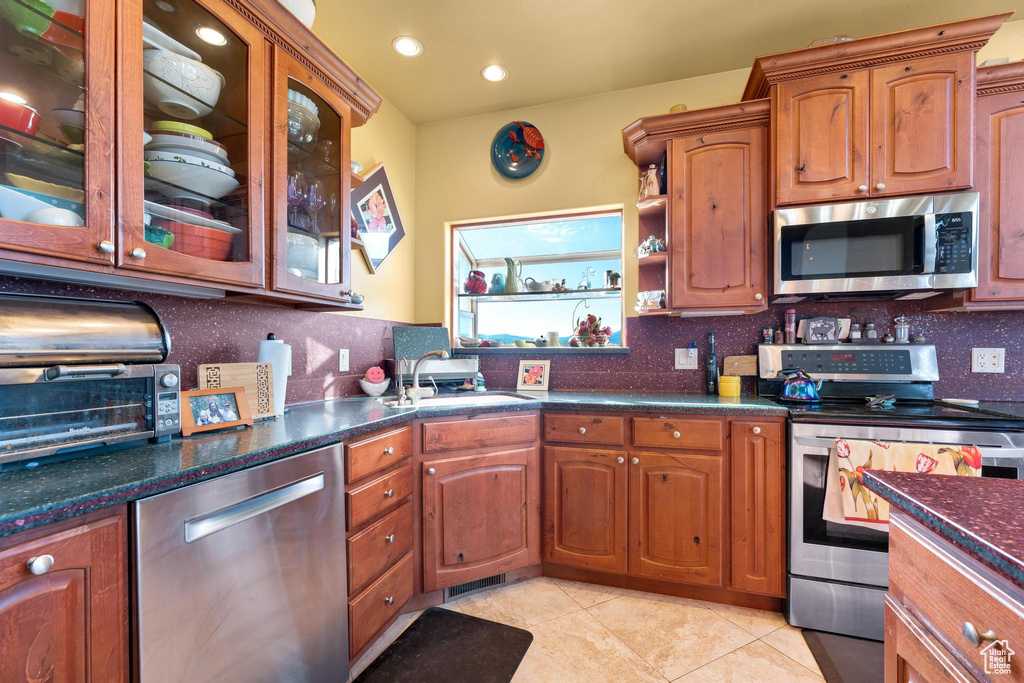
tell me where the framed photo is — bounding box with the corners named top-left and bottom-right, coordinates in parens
top-left (517, 360), bottom-right (551, 391)
top-left (351, 163), bottom-right (405, 272)
top-left (180, 387), bottom-right (254, 437)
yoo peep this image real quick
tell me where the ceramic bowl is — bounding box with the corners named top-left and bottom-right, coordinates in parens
top-left (142, 21), bottom-right (202, 61)
top-left (144, 150), bottom-right (234, 177)
top-left (5, 173), bottom-right (83, 202)
top-left (286, 99), bottom-right (320, 145)
top-left (278, 0), bottom-right (316, 28)
top-left (153, 218), bottom-right (234, 260)
top-left (144, 223), bottom-right (175, 249)
top-left (0, 0), bottom-right (54, 37)
top-left (0, 98), bottom-right (40, 138)
top-left (287, 232), bottom-right (320, 275)
top-left (0, 184), bottom-right (84, 223)
top-left (150, 120), bottom-right (213, 140)
top-left (146, 159), bottom-right (240, 200)
top-left (513, 340), bottom-right (534, 348)
top-left (143, 49), bottom-right (225, 119)
top-left (51, 107), bottom-right (84, 144)
top-left (145, 134), bottom-right (229, 165)
top-left (25, 206), bottom-right (82, 226)
top-left (358, 377), bottom-right (391, 397)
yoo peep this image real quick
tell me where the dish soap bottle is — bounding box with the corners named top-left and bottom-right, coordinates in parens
top-left (706, 332), bottom-right (719, 395)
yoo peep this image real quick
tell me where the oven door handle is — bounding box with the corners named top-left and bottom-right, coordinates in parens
top-left (796, 436), bottom-right (1024, 460)
top-left (921, 213), bottom-right (937, 274)
top-left (44, 364), bottom-right (127, 380)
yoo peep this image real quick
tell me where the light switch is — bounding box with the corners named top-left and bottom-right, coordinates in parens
top-left (339, 349), bottom-right (349, 372)
top-left (675, 348), bottom-right (698, 370)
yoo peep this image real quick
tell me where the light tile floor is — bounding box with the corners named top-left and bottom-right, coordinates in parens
top-left (349, 577), bottom-right (823, 682)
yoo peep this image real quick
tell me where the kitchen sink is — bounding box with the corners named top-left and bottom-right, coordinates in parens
top-left (377, 393), bottom-right (539, 408)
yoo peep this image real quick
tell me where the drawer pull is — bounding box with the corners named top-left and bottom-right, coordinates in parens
top-left (384, 595), bottom-right (395, 605)
top-left (427, 467), bottom-right (435, 475)
top-left (752, 426), bottom-right (761, 435)
top-left (26, 555), bottom-right (54, 575)
top-left (631, 457), bottom-right (639, 464)
top-left (384, 488), bottom-right (395, 498)
top-left (672, 431), bottom-right (681, 439)
top-left (385, 534), bottom-right (395, 543)
top-left (578, 427), bottom-right (587, 435)
top-left (385, 447), bottom-right (394, 455)
top-left (962, 622), bottom-right (998, 649)
top-left (616, 456), bottom-right (624, 464)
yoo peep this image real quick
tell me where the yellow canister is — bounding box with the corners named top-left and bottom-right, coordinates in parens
top-left (718, 375), bottom-right (741, 397)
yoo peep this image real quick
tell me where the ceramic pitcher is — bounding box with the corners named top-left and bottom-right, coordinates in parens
top-left (503, 257), bottom-right (523, 293)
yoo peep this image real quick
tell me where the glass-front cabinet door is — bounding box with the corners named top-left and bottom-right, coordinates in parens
top-left (118, 0), bottom-right (264, 288)
top-left (0, 0), bottom-right (114, 263)
top-left (271, 46), bottom-right (353, 303)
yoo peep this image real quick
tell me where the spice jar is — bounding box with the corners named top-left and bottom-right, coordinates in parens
top-left (784, 309), bottom-right (797, 344)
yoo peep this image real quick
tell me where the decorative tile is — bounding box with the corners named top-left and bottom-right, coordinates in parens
top-left (512, 610), bottom-right (666, 683)
top-left (549, 578), bottom-right (639, 608)
top-left (761, 625), bottom-right (823, 676)
top-left (456, 577), bottom-right (581, 628)
top-left (587, 594), bottom-right (756, 680)
top-left (697, 601), bottom-right (789, 638)
top-left (675, 640), bottom-right (823, 682)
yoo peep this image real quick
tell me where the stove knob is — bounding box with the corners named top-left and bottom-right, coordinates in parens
top-left (159, 373), bottom-right (179, 388)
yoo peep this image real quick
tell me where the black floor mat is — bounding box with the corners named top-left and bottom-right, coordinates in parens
top-left (353, 607), bottom-right (533, 683)
top-left (802, 629), bottom-right (884, 683)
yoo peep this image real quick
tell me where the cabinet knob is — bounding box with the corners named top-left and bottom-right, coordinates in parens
top-left (962, 622), bottom-right (998, 648)
top-left (672, 431), bottom-right (681, 439)
top-left (26, 555), bottom-right (54, 575)
top-left (384, 595), bottom-right (395, 605)
top-left (427, 467), bottom-right (435, 475)
top-left (752, 426), bottom-right (762, 435)
top-left (385, 446), bottom-right (394, 455)
top-left (129, 247), bottom-right (147, 259)
top-left (631, 457), bottom-right (639, 464)
top-left (875, 183), bottom-right (886, 191)
top-left (616, 456), bottom-right (625, 464)
top-left (384, 488), bottom-right (394, 498)
top-left (857, 185), bottom-right (868, 193)
top-left (97, 240), bottom-right (115, 254)
top-left (385, 534), bottom-right (395, 543)
top-left (578, 427), bottom-right (587, 435)
top-left (754, 293), bottom-right (763, 301)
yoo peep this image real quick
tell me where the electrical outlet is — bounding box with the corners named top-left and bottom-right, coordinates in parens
top-left (339, 349), bottom-right (349, 372)
top-left (675, 348), bottom-right (698, 370)
top-left (971, 347), bottom-right (1005, 374)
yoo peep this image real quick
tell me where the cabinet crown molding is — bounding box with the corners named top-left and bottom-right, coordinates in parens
top-left (621, 99), bottom-right (770, 166)
top-left (977, 61), bottom-right (1024, 95)
top-left (742, 12), bottom-right (1012, 100)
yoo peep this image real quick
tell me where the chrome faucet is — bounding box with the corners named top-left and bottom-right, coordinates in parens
top-left (407, 349), bottom-right (448, 406)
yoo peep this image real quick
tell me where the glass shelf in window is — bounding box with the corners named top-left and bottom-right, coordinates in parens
top-left (458, 287), bottom-right (623, 302)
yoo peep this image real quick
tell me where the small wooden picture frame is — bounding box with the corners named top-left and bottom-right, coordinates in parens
top-left (804, 316), bottom-right (840, 344)
top-left (180, 387), bottom-right (254, 437)
top-left (516, 360), bottom-right (551, 391)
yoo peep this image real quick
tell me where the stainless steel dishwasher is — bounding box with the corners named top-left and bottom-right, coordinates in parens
top-left (135, 444), bottom-right (347, 682)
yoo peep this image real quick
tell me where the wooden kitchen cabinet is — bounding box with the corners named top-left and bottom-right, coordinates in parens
top-left (0, 509), bottom-right (128, 683)
top-left (869, 53), bottom-right (974, 197)
top-left (629, 451), bottom-right (725, 586)
top-left (774, 70), bottom-right (870, 204)
top-left (730, 420), bottom-right (785, 597)
top-left (543, 446), bottom-right (628, 572)
top-left (421, 446), bottom-right (541, 592)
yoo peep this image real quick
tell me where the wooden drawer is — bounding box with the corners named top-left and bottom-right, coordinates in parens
top-left (421, 413), bottom-right (538, 453)
top-left (348, 551), bottom-right (414, 656)
top-left (632, 416), bottom-right (724, 451)
top-left (884, 595), bottom-right (975, 683)
top-left (543, 414), bottom-right (624, 446)
top-left (347, 502), bottom-right (413, 595)
top-left (890, 515), bottom-right (1024, 681)
top-left (346, 465), bottom-right (413, 530)
top-left (345, 426), bottom-right (412, 483)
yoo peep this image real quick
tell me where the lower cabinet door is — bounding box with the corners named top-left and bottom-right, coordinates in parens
top-left (543, 447), bottom-right (628, 572)
top-left (730, 421), bottom-right (785, 596)
top-left (422, 447), bottom-right (540, 592)
top-left (629, 451), bottom-right (725, 586)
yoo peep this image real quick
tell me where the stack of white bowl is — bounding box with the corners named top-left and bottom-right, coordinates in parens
top-left (142, 21), bottom-right (225, 120)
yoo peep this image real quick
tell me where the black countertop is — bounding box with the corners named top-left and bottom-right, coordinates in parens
top-left (0, 391), bottom-right (785, 538)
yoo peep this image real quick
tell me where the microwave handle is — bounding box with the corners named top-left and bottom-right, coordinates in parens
top-left (45, 364), bottom-right (127, 380)
top-left (921, 213), bottom-right (937, 274)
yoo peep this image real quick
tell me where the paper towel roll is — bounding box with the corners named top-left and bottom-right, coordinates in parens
top-left (258, 336), bottom-right (291, 416)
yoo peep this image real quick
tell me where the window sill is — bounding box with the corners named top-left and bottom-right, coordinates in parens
top-left (452, 346), bottom-right (630, 355)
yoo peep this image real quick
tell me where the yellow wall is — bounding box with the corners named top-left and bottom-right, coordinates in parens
top-left (347, 102), bottom-right (418, 322)
top-left (412, 68), bottom-right (751, 324)
top-left (979, 19), bottom-right (1024, 63)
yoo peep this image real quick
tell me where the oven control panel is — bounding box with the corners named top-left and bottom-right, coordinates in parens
top-left (934, 211), bottom-right (972, 274)
top-left (781, 349), bottom-right (912, 375)
top-left (152, 366), bottom-right (181, 436)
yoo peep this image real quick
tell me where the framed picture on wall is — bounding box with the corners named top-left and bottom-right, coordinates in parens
top-left (516, 360), bottom-right (551, 391)
top-left (351, 163), bottom-right (405, 272)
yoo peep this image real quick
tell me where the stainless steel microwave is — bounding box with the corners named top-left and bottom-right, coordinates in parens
top-left (772, 192), bottom-right (979, 300)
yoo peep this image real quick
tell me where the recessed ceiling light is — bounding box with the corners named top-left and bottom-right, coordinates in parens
top-left (153, 0), bottom-right (176, 12)
top-left (392, 36), bottom-right (422, 57)
top-left (0, 91), bottom-right (27, 105)
top-left (481, 64), bottom-right (508, 82)
top-left (195, 25), bottom-right (228, 45)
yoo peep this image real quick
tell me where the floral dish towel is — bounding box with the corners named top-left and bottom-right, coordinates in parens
top-left (822, 439), bottom-right (982, 531)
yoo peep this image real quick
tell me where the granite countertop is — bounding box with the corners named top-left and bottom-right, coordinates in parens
top-left (0, 391), bottom-right (784, 538)
top-left (863, 471), bottom-right (1024, 589)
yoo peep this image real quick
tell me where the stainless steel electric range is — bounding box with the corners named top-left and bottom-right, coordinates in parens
top-left (758, 344), bottom-right (1024, 641)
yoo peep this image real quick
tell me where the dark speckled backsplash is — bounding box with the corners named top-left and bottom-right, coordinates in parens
top-left (1, 276), bottom-right (1022, 403)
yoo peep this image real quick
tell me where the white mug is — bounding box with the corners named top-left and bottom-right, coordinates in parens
top-left (546, 331), bottom-right (560, 347)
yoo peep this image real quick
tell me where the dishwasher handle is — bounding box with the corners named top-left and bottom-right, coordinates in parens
top-left (184, 473), bottom-right (325, 543)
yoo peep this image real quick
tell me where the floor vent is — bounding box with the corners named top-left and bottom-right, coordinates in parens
top-left (444, 573), bottom-right (507, 602)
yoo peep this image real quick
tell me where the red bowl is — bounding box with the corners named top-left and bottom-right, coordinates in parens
top-left (0, 98), bottom-right (40, 138)
top-left (153, 218), bottom-right (234, 261)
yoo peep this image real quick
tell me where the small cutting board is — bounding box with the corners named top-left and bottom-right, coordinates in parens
top-left (198, 362), bottom-right (275, 420)
top-left (724, 355), bottom-right (758, 376)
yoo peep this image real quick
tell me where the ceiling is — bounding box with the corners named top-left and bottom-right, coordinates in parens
top-left (315, 0), bottom-right (1022, 124)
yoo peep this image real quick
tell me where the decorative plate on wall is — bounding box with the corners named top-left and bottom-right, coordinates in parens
top-left (491, 121), bottom-right (545, 179)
